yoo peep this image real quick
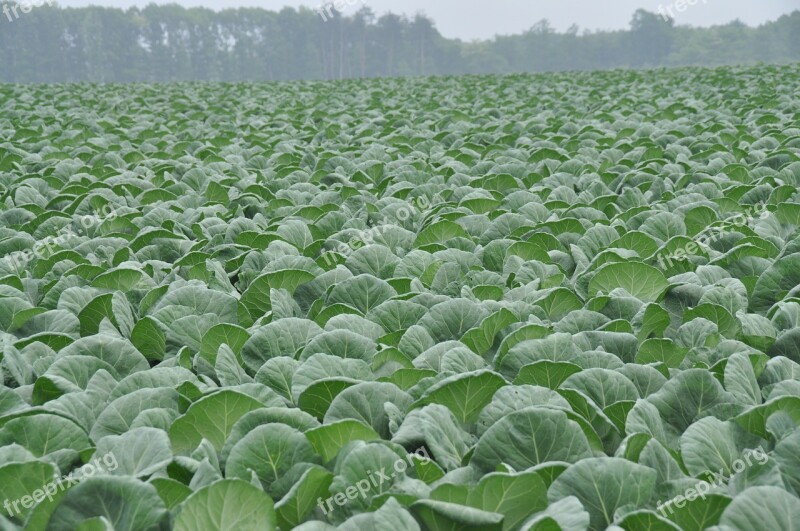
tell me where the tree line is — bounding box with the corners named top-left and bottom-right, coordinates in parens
top-left (0, 3), bottom-right (798, 83)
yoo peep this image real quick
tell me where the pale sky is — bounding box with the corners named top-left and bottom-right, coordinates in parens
top-left (54, 0), bottom-right (798, 40)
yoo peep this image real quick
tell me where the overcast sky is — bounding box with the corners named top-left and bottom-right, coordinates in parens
top-left (55, 0), bottom-right (798, 40)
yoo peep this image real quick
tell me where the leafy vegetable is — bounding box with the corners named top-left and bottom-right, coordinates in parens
top-left (1, 64), bottom-right (799, 530)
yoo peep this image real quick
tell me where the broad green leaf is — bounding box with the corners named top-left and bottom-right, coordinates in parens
top-left (199, 323), bottom-right (250, 366)
top-left (513, 361), bottom-right (582, 389)
top-left (169, 390), bottom-right (266, 454)
top-left (548, 457), bottom-right (657, 531)
top-left (306, 419), bottom-right (381, 462)
top-left (93, 427), bottom-right (172, 478)
top-left (660, 494), bottom-right (731, 530)
top-left (461, 309), bottom-right (517, 355)
top-left (91, 268), bottom-right (144, 292)
top-left (225, 424), bottom-right (319, 494)
top-left (150, 478), bottom-right (192, 509)
top-left (719, 486), bottom-right (800, 531)
top-left (47, 476), bottom-right (168, 531)
top-left (275, 466), bottom-right (333, 530)
top-left (0, 461), bottom-right (58, 521)
top-left (411, 500), bottom-right (504, 531)
top-left (734, 396), bottom-right (800, 439)
top-left (471, 407), bottom-right (593, 472)
top-left (469, 471), bottom-right (549, 530)
top-left (413, 370), bottom-right (506, 424)
top-left (589, 262), bottom-right (669, 302)
top-left (174, 479), bottom-right (277, 531)
top-left (130, 317), bottom-right (165, 361)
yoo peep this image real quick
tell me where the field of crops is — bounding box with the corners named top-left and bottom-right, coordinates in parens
top-left (1, 64), bottom-right (800, 530)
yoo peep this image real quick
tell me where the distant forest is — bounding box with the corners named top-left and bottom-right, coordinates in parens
top-left (0, 3), bottom-right (798, 83)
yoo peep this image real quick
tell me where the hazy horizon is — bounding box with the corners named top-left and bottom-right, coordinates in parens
top-left (53, 0), bottom-right (798, 40)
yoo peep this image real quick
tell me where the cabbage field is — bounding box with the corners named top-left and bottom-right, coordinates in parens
top-left (1, 64), bottom-right (800, 530)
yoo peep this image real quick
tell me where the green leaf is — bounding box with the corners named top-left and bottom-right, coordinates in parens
top-left (589, 262), bottom-right (669, 302)
top-left (225, 424), bottom-right (319, 494)
top-left (47, 476), bottom-right (168, 531)
top-left (91, 268), bottom-right (144, 292)
top-left (329, 442), bottom-right (409, 516)
top-left (468, 471), bottom-right (549, 530)
top-left (94, 427), bottom-right (173, 478)
top-left (413, 370), bottom-right (506, 424)
top-left (635, 303), bottom-right (671, 340)
top-left (328, 275), bottom-right (397, 314)
top-left (519, 496), bottom-right (590, 531)
top-left (0, 461), bottom-right (58, 521)
top-left (414, 220), bottom-right (470, 247)
top-left (461, 309), bottom-right (517, 356)
top-left (174, 479), bottom-right (277, 531)
top-left (751, 253), bottom-right (800, 313)
top-left (548, 457), bottom-right (657, 531)
top-left (306, 419), bottom-right (381, 462)
top-left (199, 323), bottom-right (250, 366)
top-left (130, 316), bottom-right (165, 361)
top-left (78, 294), bottom-right (115, 336)
top-left (410, 500), bottom-right (504, 531)
top-left (660, 494), bottom-right (731, 530)
top-left (734, 396), bottom-right (800, 439)
top-left (298, 378), bottom-right (359, 420)
top-left (275, 466), bottom-right (333, 530)
top-left (471, 407), bottom-right (593, 472)
top-left (393, 404), bottom-right (475, 472)
top-left (169, 390), bottom-right (266, 454)
top-left (0, 413), bottom-right (90, 463)
top-left (150, 478), bottom-right (192, 509)
top-left (417, 298), bottom-right (488, 342)
top-left (635, 338), bottom-right (687, 368)
top-left (719, 486), bottom-right (800, 531)
top-left (535, 288), bottom-right (583, 320)
top-left (648, 368), bottom-right (734, 432)
top-left (684, 303), bottom-right (740, 338)
top-left (513, 361), bottom-right (582, 388)
top-left (324, 382), bottom-right (413, 438)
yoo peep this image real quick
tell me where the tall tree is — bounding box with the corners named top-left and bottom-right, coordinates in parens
top-left (629, 8), bottom-right (675, 67)
top-left (0, 5), bottom-right (797, 83)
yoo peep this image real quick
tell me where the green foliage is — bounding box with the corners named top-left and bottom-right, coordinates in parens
top-left (0, 6), bottom-right (799, 82)
top-left (1, 65), bottom-right (799, 530)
